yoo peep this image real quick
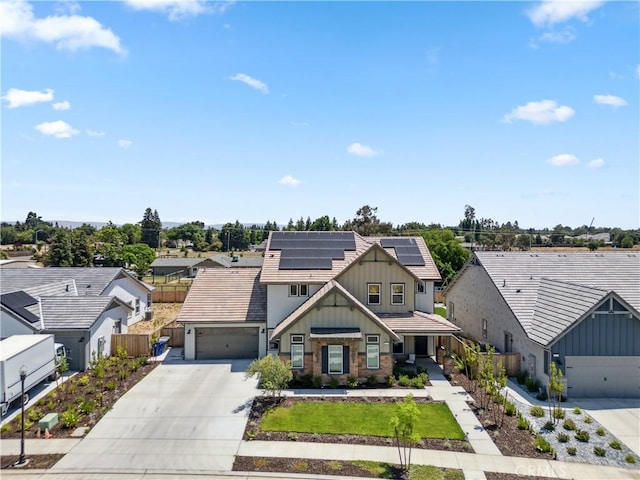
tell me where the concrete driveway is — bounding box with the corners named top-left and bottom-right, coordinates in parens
top-left (574, 398), bottom-right (640, 456)
top-left (53, 353), bottom-right (258, 473)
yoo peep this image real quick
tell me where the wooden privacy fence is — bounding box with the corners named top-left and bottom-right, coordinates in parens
top-left (446, 335), bottom-right (521, 376)
top-left (111, 333), bottom-right (151, 357)
top-left (160, 326), bottom-right (184, 347)
top-left (152, 289), bottom-right (189, 303)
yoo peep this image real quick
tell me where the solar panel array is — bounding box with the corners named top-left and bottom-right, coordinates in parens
top-left (0, 290), bottom-right (40, 324)
top-left (271, 232), bottom-right (357, 270)
top-left (380, 238), bottom-right (426, 266)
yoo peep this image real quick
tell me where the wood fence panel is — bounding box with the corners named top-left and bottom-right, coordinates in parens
top-left (160, 326), bottom-right (184, 347)
top-left (111, 333), bottom-right (151, 357)
top-left (447, 336), bottom-right (521, 376)
top-left (152, 290), bottom-right (188, 303)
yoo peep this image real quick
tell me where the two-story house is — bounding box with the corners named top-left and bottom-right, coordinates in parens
top-left (179, 231), bottom-right (460, 383)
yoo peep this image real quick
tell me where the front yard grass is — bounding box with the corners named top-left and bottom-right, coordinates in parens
top-left (260, 401), bottom-right (464, 440)
top-left (434, 306), bottom-right (447, 318)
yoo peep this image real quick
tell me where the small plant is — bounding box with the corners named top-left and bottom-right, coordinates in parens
top-left (593, 446), bottom-right (606, 457)
top-left (46, 400), bottom-right (55, 410)
top-left (534, 435), bottom-right (553, 453)
top-left (386, 375), bottom-right (396, 387)
top-left (505, 401), bottom-right (516, 416)
top-left (367, 375), bottom-right (377, 386)
top-left (105, 381), bottom-right (117, 391)
top-left (572, 407), bottom-right (582, 415)
top-left (255, 458), bottom-right (270, 468)
top-left (397, 374), bottom-right (411, 387)
top-left (525, 376), bottom-right (538, 393)
top-left (312, 375), bottom-right (323, 389)
top-left (536, 390), bottom-right (548, 401)
top-left (443, 438), bottom-right (452, 450)
top-left (24, 418), bottom-right (34, 430)
top-left (516, 413), bottom-right (530, 430)
top-left (27, 408), bottom-right (43, 422)
top-left (530, 405), bottom-right (545, 417)
top-left (78, 375), bottom-right (90, 386)
top-left (553, 406), bottom-right (565, 419)
top-left (609, 440), bottom-right (622, 450)
top-left (287, 431), bottom-right (298, 441)
top-left (543, 420), bottom-right (555, 431)
top-left (329, 377), bottom-right (339, 389)
top-left (583, 416), bottom-right (593, 424)
top-left (563, 419), bottom-right (576, 431)
top-left (575, 429), bottom-right (590, 442)
top-left (567, 446), bottom-right (577, 456)
top-left (292, 461), bottom-right (308, 471)
top-left (80, 400), bottom-right (96, 414)
top-left (246, 429), bottom-right (256, 440)
top-left (326, 460), bottom-right (343, 471)
top-left (61, 408), bottom-right (80, 428)
top-left (595, 427), bottom-right (605, 436)
top-left (557, 432), bottom-right (569, 443)
top-left (462, 441), bottom-right (471, 451)
top-left (1, 423), bottom-right (11, 434)
top-left (346, 375), bottom-right (358, 388)
top-left (625, 454), bottom-right (637, 464)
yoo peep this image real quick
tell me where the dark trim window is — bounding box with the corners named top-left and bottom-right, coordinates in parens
top-left (368, 283), bottom-right (381, 305)
top-left (290, 334), bottom-right (304, 369)
top-left (366, 335), bottom-right (379, 369)
top-left (416, 281), bottom-right (426, 294)
top-left (391, 284), bottom-right (405, 305)
top-left (113, 319), bottom-right (122, 334)
top-left (448, 302), bottom-right (455, 322)
top-left (482, 318), bottom-right (488, 339)
top-left (135, 298), bottom-right (141, 315)
top-left (328, 345), bottom-right (343, 374)
top-left (393, 340), bottom-right (404, 354)
top-left (289, 284), bottom-right (309, 297)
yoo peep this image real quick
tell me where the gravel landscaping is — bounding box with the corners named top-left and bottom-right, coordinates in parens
top-left (508, 384), bottom-right (639, 469)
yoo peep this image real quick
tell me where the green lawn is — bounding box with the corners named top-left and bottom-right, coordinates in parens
top-left (261, 401), bottom-right (464, 440)
top-left (434, 306), bottom-right (447, 318)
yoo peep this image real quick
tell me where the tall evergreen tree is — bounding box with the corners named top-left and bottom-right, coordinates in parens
top-left (140, 208), bottom-right (162, 248)
top-left (46, 230), bottom-right (73, 267)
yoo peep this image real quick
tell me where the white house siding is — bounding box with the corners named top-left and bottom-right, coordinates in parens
top-left (104, 277), bottom-right (151, 326)
top-left (1, 310), bottom-right (36, 337)
top-left (446, 263), bottom-right (544, 380)
top-left (183, 322), bottom-right (267, 361)
top-left (337, 249), bottom-right (416, 314)
top-left (266, 284), bottom-right (322, 329)
top-left (415, 281), bottom-right (435, 313)
top-left (89, 305), bottom-right (131, 359)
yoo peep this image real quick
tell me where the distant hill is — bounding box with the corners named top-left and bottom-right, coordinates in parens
top-left (5, 220), bottom-right (272, 230)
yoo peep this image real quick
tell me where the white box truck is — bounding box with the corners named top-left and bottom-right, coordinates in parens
top-left (0, 335), bottom-right (67, 416)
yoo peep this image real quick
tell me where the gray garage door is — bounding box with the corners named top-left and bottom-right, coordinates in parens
top-left (566, 356), bottom-right (640, 398)
top-left (195, 327), bottom-right (259, 360)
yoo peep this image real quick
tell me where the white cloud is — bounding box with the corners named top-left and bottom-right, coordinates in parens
top-left (503, 100), bottom-right (574, 125)
top-left (593, 94), bottom-right (628, 107)
top-left (54, 1), bottom-right (81, 15)
top-left (86, 129), bottom-right (105, 137)
top-left (538, 26), bottom-right (576, 44)
top-left (347, 142), bottom-right (381, 157)
top-left (228, 73), bottom-right (269, 94)
top-left (528, 0), bottom-right (605, 27)
top-left (34, 120), bottom-right (78, 138)
top-left (277, 175), bottom-right (301, 187)
top-left (547, 153), bottom-right (579, 167)
top-left (118, 139), bottom-right (133, 148)
top-left (2, 87), bottom-right (53, 108)
top-left (0, 0), bottom-right (124, 54)
top-left (125, 0), bottom-right (232, 21)
top-left (52, 100), bottom-right (70, 110)
top-left (587, 158), bottom-right (605, 168)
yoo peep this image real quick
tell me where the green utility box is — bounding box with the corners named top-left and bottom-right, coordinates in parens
top-left (38, 412), bottom-right (58, 432)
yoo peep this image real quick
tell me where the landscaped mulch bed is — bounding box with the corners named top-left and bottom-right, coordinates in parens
top-left (484, 472), bottom-right (557, 480)
top-left (1, 454), bottom-right (64, 470)
top-left (448, 373), bottom-right (553, 460)
top-left (1, 357), bottom-right (157, 439)
top-left (245, 396), bottom-right (474, 454)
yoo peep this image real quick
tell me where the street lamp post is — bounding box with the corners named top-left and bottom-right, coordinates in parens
top-left (16, 365), bottom-right (28, 466)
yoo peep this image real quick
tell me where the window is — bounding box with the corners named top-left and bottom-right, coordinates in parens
top-left (291, 345), bottom-right (304, 369)
top-left (392, 341), bottom-right (404, 354)
top-left (482, 318), bottom-right (488, 338)
top-left (135, 298), bottom-right (141, 315)
top-left (147, 293), bottom-right (152, 305)
top-left (368, 284), bottom-right (381, 305)
top-left (416, 281), bottom-right (426, 294)
top-left (366, 335), bottom-right (379, 369)
top-left (328, 345), bottom-right (343, 374)
top-left (291, 334), bottom-right (304, 344)
top-left (391, 284), bottom-right (405, 305)
top-left (113, 320), bottom-right (122, 334)
top-left (448, 302), bottom-right (455, 322)
top-left (289, 284), bottom-right (309, 297)
top-left (268, 328), bottom-right (279, 350)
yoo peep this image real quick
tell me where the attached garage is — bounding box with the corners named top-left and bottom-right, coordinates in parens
top-left (566, 356), bottom-right (640, 398)
top-left (195, 327), bottom-right (259, 360)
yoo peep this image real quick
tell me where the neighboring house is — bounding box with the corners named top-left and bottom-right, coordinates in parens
top-left (150, 255), bottom-right (263, 277)
top-left (0, 268), bottom-right (154, 370)
top-left (180, 231), bottom-right (459, 384)
top-left (445, 252), bottom-right (640, 398)
top-left (0, 257), bottom-right (38, 268)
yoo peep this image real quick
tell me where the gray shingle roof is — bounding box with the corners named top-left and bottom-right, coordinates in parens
top-left (209, 255), bottom-right (264, 268)
top-left (40, 296), bottom-right (130, 330)
top-left (150, 258), bottom-right (203, 268)
top-left (177, 268), bottom-right (266, 323)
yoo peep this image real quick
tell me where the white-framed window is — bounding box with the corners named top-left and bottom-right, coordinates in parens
top-left (291, 344), bottom-right (304, 369)
top-left (482, 318), bottom-right (488, 338)
top-left (368, 283), bottom-right (381, 305)
top-left (291, 334), bottom-right (304, 344)
top-left (391, 284), bottom-right (405, 305)
top-left (289, 284), bottom-right (309, 297)
top-left (135, 298), bottom-right (141, 315)
top-left (328, 345), bottom-right (343, 374)
top-left (416, 281), bottom-right (426, 294)
top-left (366, 335), bottom-right (379, 369)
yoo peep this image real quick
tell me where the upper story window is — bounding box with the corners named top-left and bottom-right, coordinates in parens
top-left (391, 284), bottom-right (405, 305)
top-left (368, 283), bottom-right (381, 305)
top-left (289, 284), bottom-right (309, 297)
top-left (135, 298), bottom-right (141, 315)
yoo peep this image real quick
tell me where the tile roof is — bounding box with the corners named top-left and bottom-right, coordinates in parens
top-left (150, 258), bottom-right (203, 268)
top-left (378, 311), bottom-right (461, 335)
top-left (40, 296), bottom-right (130, 330)
top-left (209, 254), bottom-right (264, 268)
top-left (260, 232), bottom-right (440, 284)
top-left (177, 268), bottom-right (266, 323)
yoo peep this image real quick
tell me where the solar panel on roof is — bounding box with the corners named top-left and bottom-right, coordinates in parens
top-left (395, 245), bottom-right (421, 255)
top-left (397, 254), bottom-right (426, 266)
top-left (0, 291), bottom-right (40, 324)
top-left (380, 238), bottom-right (414, 248)
top-left (280, 248), bottom-right (345, 260)
top-left (279, 257), bottom-right (333, 270)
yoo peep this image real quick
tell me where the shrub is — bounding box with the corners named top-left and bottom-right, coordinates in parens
top-left (418, 371), bottom-right (429, 384)
top-left (567, 447), bottom-right (577, 456)
top-left (593, 446), bottom-right (606, 457)
top-left (536, 390), bottom-right (548, 401)
top-left (575, 429), bottom-right (590, 442)
top-left (245, 356), bottom-right (293, 398)
top-left (24, 418), bottom-right (34, 430)
top-left (626, 454), bottom-right (637, 464)
top-left (1, 423), bottom-right (10, 434)
top-left (525, 376), bottom-right (538, 393)
top-left (78, 375), bottom-right (90, 386)
top-left (553, 406), bottom-right (565, 419)
top-left (572, 407), bottom-right (582, 415)
top-left (397, 374), bottom-right (411, 387)
top-left (557, 432), bottom-right (569, 443)
top-left (312, 375), bottom-right (323, 389)
top-left (105, 381), bottom-right (117, 391)
top-left (46, 400), bottom-right (55, 411)
top-left (543, 420), bottom-right (555, 431)
top-left (493, 393), bottom-right (504, 404)
top-left (299, 374), bottom-right (313, 388)
top-left (515, 370), bottom-right (528, 385)
top-left (61, 408), bottom-right (80, 428)
top-left (80, 400), bottom-right (96, 414)
top-left (583, 416), bottom-right (593, 424)
top-left (534, 435), bottom-right (553, 453)
top-left (505, 402), bottom-right (516, 416)
top-left (530, 406), bottom-right (545, 417)
top-left (595, 427), bottom-right (605, 436)
top-left (329, 377), bottom-right (339, 389)
top-left (346, 375), bottom-right (358, 388)
top-left (27, 408), bottom-right (43, 422)
top-left (609, 440), bottom-right (622, 450)
top-left (563, 419), bottom-right (576, 431)
top-left (246, 429), bottom-right (256, 440)
top-left (386, 376), bottom-right (396, 387)
top-left (287, 432), bottom-right (298, 441)
top-left (410, 377), bottom-right (425, 389)
top-left (516, 413), bottom-right (530, 430)
top-left (367, 375), bottom-right (378, 387)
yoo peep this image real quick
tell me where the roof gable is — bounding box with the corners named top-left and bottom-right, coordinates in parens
top-left (40, 296), bottom-right (130, 330)
top-left (334, 243), bottom-right (422, 284)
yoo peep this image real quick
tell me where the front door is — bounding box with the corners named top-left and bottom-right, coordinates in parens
top-left (415, 336), bottom-right (428, 356)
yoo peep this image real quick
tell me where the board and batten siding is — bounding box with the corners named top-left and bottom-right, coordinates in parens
top-left (337, 249), bottom-right (416, 314)
top-left (550, 312), bottom-right (640, 374)
top-left (266, 284), bottom-right (323, 329)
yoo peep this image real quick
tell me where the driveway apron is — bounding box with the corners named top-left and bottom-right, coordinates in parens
top-left (52, 357), bottom-right (258, 473)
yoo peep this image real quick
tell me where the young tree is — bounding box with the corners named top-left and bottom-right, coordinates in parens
top-left (390, 394), bottom-right (421, 474)
top-left (547, 361), bottom-right (564, 425)
top-left (245, 355), bottom-right (293, 399)
top-left (121, 243), bottom-right (156, 277)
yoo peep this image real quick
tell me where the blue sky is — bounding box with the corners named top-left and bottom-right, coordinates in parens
top-left (1, 0), bottom-right (638, 229)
